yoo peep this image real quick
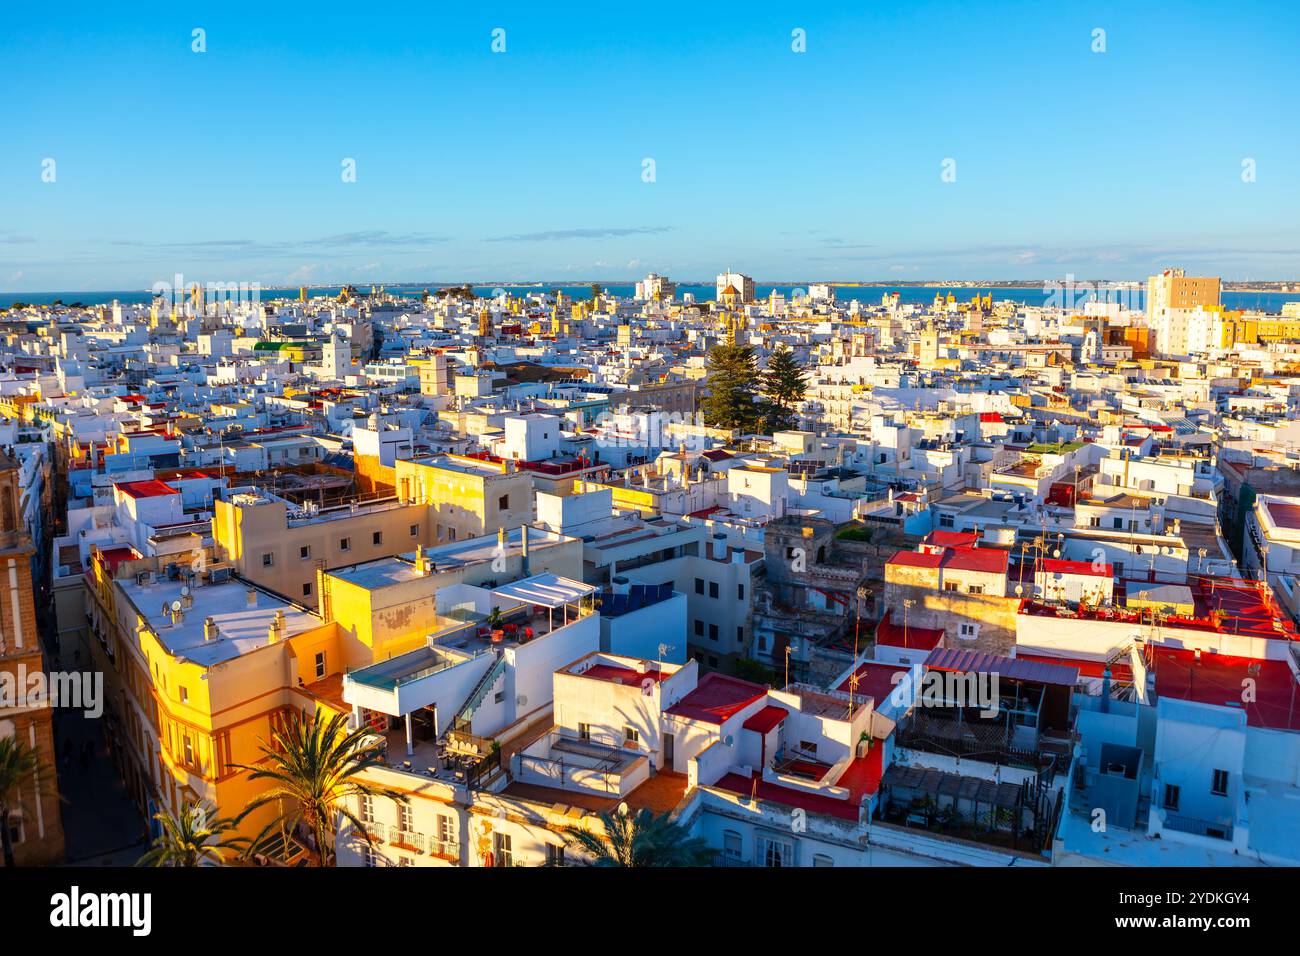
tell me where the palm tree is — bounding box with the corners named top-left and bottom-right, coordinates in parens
top-left (0, 736), bottom-right (52, 868)
top-left (235, 707), bottom-right (395, 867)
top-left (562, 805), bottom-right (712, 867)
top-left (137, 801), bottom-right (245, 867)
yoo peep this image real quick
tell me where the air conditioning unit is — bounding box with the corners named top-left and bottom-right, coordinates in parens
top-left (136, 571), bottom-right (155, 586)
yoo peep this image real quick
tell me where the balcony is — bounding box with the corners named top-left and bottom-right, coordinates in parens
top-left (1162, 812), bottom-right (1234, 841)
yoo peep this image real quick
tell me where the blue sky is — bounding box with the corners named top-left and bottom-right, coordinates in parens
top-left (1, 1), bottom-right (1297, 291)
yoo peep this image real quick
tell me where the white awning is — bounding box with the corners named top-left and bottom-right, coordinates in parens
top-left (493, 573), bottom-right (598, 609)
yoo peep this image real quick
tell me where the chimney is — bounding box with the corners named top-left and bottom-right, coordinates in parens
top-left (521, 525), bottom-right (531, 575)
top-left (497, 526), bottom-right (506, 551)
top-left (204, 616), bottom-right (218, 642)
top-left (268, 609), bottom-right (285, 644)
top-left (710, 533), bottom-right (728, 560)
top-left (246, 587), bottom-right (258, 608)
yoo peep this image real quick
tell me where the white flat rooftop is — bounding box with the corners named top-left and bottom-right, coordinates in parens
top-left (118, 576), bottom-right (320, 667)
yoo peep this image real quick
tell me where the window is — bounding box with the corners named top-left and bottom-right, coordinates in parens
top-left (360, 794), bottom-right (374, 824)
top-left (708, 656), bottom-right (719, 668)
top-left (314, 651), bottom-right (326, 679)
top-left (708, 623), bottom-right (719, 641)
top-left (812, 854), bottom-right (834, 867)
top-left (737, 626), bottom-right (745, 643)
top-left (498, 494), bottom-right (510, 511)
top-left (695, 578), bottom-right (705, 595)
top-left (372, 531), bottom-right (383, 546)
top-left (759, 835), bottom-right (794, 867)
top-left (436, 813), bottom-right (455, 847)
top-left (577, 723), bottom-right (591, 741)
top-left (1112, 518), bottom-right (1124, 530)
top-left (624, 726), bottom-right (639, 744)
top-left (967, 585), bottom-right (985, 595)
top-left (409, 524), bottom-right (419, 537)
top-left (492, 832), bottom-right (513, 867)
top-left (362, 846), bottom-right (378, 867)
top-left (722, 829), bottom-right (743, 862)
top-left (959, 623), bottom-right (979, 641)
top-left (1163, 784), bottom-right (1180, 811)
top-left (738, 584), bottom-right (745, 601)
top-left (546, 844), bottom-right (566, 866)
top-left (939, 513), bottom-right (955, 528)
top-left (800, 740), bottom-right (818, 757)
top-left (339, 537), bottom-right (351, 552)
top-left (943, 582), bottom-right (958, 592)
top-left (179, 686), bottom-right (188, 704)
top-left (709, 582), bottom-right (719, 599)
top-left (398, 802), bottom-right (412, 833)
top-left (1212, 769), bottom-right (1229, 797)
top-left (494, 691), bottom-right (505, 704)
top-left (300, 545), bottom-right (311, 560)
top-left (398, 856), bottom-right (413, 867)
top-left (694, 620), bottom-right (704, 637)
top-left (183, 735), bottom-right (195, 767)
top-left (262, 552), bottom-right (274, 567)
top-left (7, 815), bottom-right (23, 847)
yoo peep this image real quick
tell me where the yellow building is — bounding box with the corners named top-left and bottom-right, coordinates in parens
top-left (393, 455), bottom-right (534, 543)
top-left (84, 522), bottom-right (583, 851)
top-left (85, 548), bottom-right (344, 844)
top-left (212, 490), bottom-right (438, 609)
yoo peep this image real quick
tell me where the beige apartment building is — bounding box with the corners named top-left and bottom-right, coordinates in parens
top-left (1146, 269), bottom-right (1223, 356)
top-left (394, 455), bottom-right (534, 544)
top-left (213, 491), bottom-right (437, 608)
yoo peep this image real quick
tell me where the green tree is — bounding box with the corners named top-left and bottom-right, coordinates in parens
top-left (761, 345), bottom-right (808, 432)
top-left (0, 736), bottom-right (54, 868)
top-left (701, 341), bottom-right (763, 433)
top-left (562, 806), bottom-right (712, 867)
top-left (235, 707), bottom-right (396, 867)
top-left (137, 801), bottom-right (245, 867)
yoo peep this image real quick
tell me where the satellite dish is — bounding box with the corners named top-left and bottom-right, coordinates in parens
top-left (1015, 584), bottom-right (1024, 596)
top-left (617, 802), bottom-right (629, 817)
top-left (516, 694), bottom-right (528, 707)
top-left (180, 585), bottom-right (191, 597)
top-left (170, 600), bottom-right (183, 612)
top-left (723, 734), bottom-right (734, 748)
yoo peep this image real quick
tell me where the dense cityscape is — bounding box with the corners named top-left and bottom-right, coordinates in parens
top-left (5, 0), bottom-right (1297, 939)
top-left (0, 270), bottom-right (1298, 878)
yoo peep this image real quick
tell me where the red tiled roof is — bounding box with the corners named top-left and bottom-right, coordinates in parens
top-left (579, 664), bottom-right (671, 687)
top-left (942, 547), bottom-right (1008, 574)
top-left (837, 658), bottom-right (913, 702)
top-left (888, 549), bottom-right (942, 569)
top-left (872, 609), bottom-right (944, 650)
top-left (713, 771), bottom-right (860, 821)
top-left (1043, 558), bottom-right (1113, 578)
top-left (923, 530), bottom-right (979, 549)
top-left (742, 705), bottom-right (789, 734)
top-left (115, 479), bottom-right (179, 499)
top-left (1265, 501), bottom-right (1300, 531)
top-left (1153, 648), bottom-right (1300, 730)
top-left (667, 673), bottom-right (767, 724)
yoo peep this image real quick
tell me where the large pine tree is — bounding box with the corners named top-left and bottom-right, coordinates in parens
top-left (701, 340), bottom-right (763, 433)
top-left (761, 345), bottom-right (808, 432)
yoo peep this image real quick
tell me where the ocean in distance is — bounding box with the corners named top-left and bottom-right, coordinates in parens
top-left (3, 284), bottom-right (1299, 313)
